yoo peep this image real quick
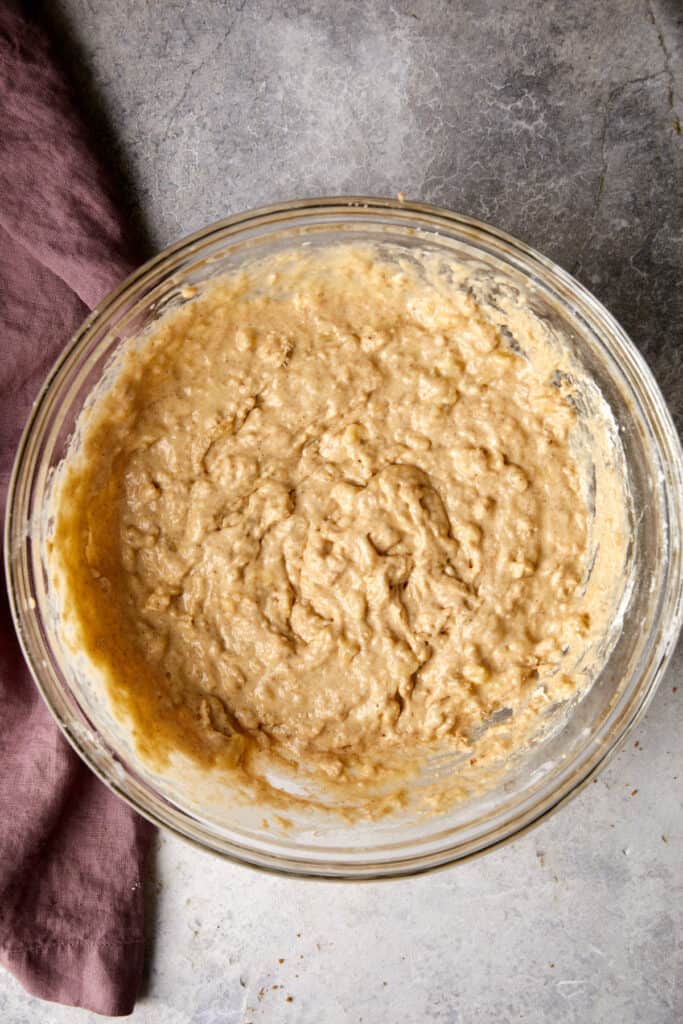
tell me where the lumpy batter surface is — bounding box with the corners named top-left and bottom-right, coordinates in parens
top-left (52, 245), bottom-right (593, 784)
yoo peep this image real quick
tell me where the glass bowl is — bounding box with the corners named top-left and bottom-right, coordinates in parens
top-left (5, 197), bottom-right (683, 878)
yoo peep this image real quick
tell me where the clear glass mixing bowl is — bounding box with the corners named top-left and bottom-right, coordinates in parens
top-left (5, 198), bottom-right (683, 878)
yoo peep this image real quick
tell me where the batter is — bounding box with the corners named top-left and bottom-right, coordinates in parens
top-left (51, 245), bottom-right (599, 789)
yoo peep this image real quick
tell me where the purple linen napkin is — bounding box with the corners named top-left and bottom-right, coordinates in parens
top-left (0, 2), bottom-right (154, 1015)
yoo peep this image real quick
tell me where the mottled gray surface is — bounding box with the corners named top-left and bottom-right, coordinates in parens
top-left (3, 0), bottom-right (683, 1021)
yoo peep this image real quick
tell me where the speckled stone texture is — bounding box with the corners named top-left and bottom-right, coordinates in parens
top-left (2, 1), bottom-right (682, 1021)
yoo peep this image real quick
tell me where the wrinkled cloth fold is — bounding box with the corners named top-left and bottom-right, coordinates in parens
top-left (0, 1), bottom-right (154, 1016)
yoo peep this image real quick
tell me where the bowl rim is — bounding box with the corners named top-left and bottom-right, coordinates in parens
top-left (5, 195), bottom-right (683, 879)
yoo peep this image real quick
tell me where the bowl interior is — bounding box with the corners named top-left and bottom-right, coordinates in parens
top-left (7, 200), bottom-right (683, 877)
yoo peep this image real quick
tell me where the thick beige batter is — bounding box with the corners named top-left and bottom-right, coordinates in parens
top-left (51, 245), bottom-right (600, 789)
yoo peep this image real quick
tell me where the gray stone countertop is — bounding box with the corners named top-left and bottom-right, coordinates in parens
top-left (2, 1), bottom-right (682, 1021)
